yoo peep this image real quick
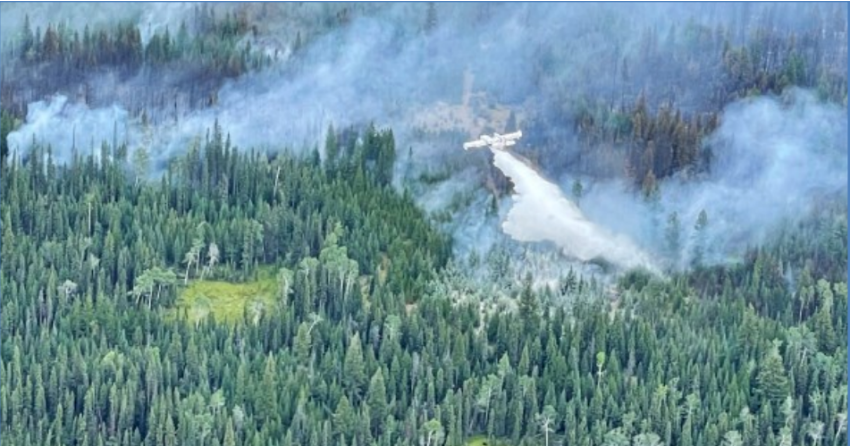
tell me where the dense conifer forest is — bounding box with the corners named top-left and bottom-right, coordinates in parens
top-left (0, 3), bottom-right (847, 446)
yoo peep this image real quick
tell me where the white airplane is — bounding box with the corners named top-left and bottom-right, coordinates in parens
top-left (463, 130), bottom-right (522, 151)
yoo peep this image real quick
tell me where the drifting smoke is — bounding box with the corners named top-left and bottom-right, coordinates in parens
top-left (136, 3), bottom-right (198, 44)
top-left (9, 2), bottom-right (838, 160)
top-left (0, 2), bottom-right (219, 41)
top-left (659, 89), bottom-right (848, 264)
top-left (6, 96), bottom-right (131, 163)
top-left (2, 3), bottom-right (847, 276)
top-left (4, 3), bottom-right (844, 161)
top-left (576, 89), bottom-right (848, 268)
top-left (491, 149), bottom-right (659, 273)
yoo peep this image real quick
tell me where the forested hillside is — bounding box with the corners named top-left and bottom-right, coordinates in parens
top-left (0, 3), bottom-right (847, 446)
top-left (1, 133), bottom-right (847, 446)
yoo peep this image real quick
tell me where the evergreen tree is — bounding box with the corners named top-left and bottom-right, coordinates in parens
top-left (366, 368), bottom-right (388, 436)
top-left (692, 209), bottom-right (708, 266)
top-left (665, 211), bottom-right (681, 265)
top-left (518, 272), bottom-right (539, 332)
top-left (424, 2), bottom-right (438, 34)
top-left (344, 333), bottom-right (367, 400)
top-left (505, 111), bottom-right (518, 133)
top-left (571, 179), bottom-right (584, 208)
top-left (333, 395), bottom-right (356, 440)
top-left (756, 341), bottom-right (790, 413)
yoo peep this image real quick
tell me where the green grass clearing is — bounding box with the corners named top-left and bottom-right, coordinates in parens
top-left (465, 435), bottom-right (512, 446)
top-left (169, 267), bottom-right (279, 325)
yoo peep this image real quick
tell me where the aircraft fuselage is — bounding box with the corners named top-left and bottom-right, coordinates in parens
top-left (463, 130), bottom-right (522, 151)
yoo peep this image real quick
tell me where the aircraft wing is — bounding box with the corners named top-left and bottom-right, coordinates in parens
top-left (463, 140), bottom-right (488, 150)
top-left (463, 130), bottom-right (522, 150)
top-left (501, 130), bottom-right (523, 141)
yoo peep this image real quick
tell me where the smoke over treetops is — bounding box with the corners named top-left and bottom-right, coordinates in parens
top-left (6, 95), bottom-right (130, 163)
top-left (2, 2), bottom-right (846, 276)
top-left (575, 89), bottom-right (847, 268)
